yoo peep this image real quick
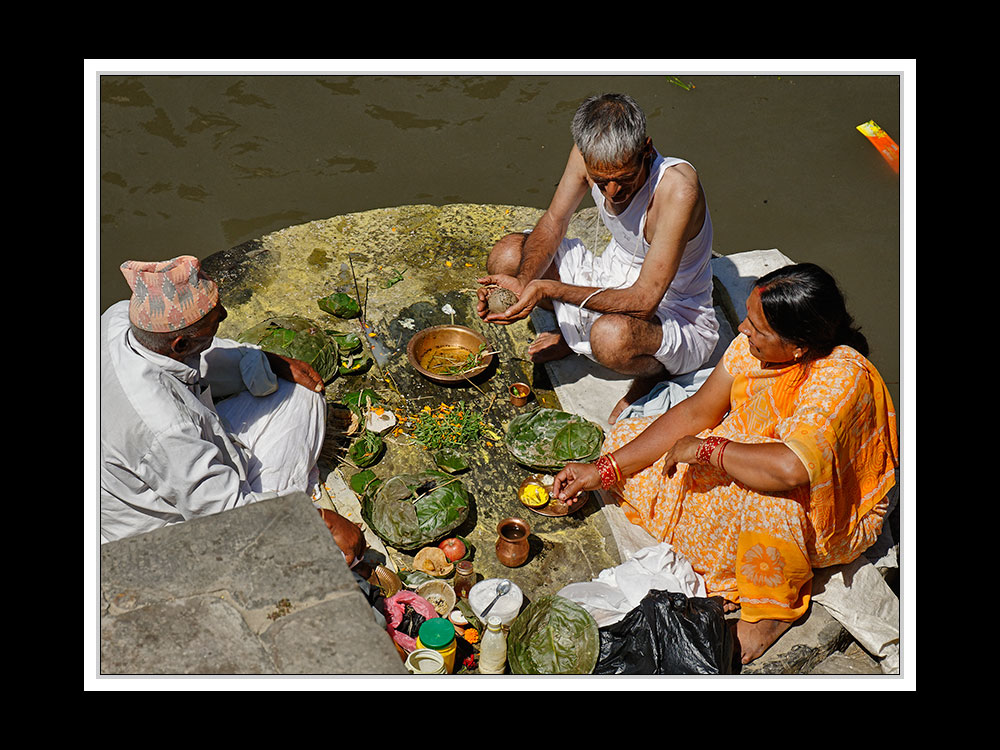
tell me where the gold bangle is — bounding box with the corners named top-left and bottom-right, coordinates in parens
top-left (606, 453), bottom-right (623, 483)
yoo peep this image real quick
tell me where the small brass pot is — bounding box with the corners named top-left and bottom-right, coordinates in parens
top-left (495, 517), bottom-right (531, 567)
top-left (509, 382), bottom-right (531, 407)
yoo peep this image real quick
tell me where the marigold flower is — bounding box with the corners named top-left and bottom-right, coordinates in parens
top-left (463, 628), bottom-right (480, 644)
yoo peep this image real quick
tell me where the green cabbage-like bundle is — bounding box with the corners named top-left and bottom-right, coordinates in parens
top-left (360, 471), bottom-right (470, 550)
top-left (236, 316), bottom-right (340, 383)
top-left (508, 595), bottom-right (599, 675)
top-left (504, 408), bottom-right (604, 472)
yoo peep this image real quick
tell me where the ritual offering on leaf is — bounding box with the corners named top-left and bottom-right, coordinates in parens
top-left (360, 471), bottom-right (471, 550)
top-left (505, 408), bottom-right (605, 472)
top-left (414, 546), bottom-right (455, 578)
top-left (433, 448), bottom-right (470, 474)
top-left (330, 330), bottom-right (373, 376)
top-left (507, 595), bottom-right (599, 675)
top-left (317, 291), bottom-right (360, 319)
top-left (237, 316), bottom-right (341, 383)
top-left (348, 429), bottom-right (384, 468)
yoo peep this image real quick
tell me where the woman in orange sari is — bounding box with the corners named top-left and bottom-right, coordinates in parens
top-left (552, 263), bottom-right (898, 665)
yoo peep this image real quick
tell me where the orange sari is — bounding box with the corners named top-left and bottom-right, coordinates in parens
top-left (606, 334), bottom-right (898, 623)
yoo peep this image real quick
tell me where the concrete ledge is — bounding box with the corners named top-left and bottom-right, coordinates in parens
top-left (100, 492), bottom-right (406, 675)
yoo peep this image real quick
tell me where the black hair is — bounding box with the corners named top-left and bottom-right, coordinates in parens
top-left (754, 263), bottom-right (869, 360)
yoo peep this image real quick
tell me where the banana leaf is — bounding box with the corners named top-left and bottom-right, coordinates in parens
top-left (360, 471), bottom-right (470, 550)
top-left (317, 292), bottom-right (360, 319)
top-left (236, 316), bottom-right (340, 383)
top-left (343, 389), bottom-right (380, 417)
top-left (508, 595), bottom-right (599, 675)
top-left (433, 448), bottom-right (469, 474)
top-left (328, 331), bottom-right (362, 353)
top-left (504, 408), bottom-right (604, 472)
top-left (349, 469), bottom-right (380, 495)
top-left (348, 430), bottom-right (384, 468)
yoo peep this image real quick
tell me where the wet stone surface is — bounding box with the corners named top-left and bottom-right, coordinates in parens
top-left (208, 203), bottom-right (621, 604)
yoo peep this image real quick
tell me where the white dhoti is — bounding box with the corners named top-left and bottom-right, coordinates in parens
top-left (550, 237), bottom-right (719, 376)
top-left (215, 378), bottom-right (326, 498)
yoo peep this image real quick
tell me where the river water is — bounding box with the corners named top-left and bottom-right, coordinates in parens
top-left (92, 68), bottom-right (908, 413)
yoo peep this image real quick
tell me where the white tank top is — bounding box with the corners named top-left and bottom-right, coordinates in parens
top-left (590, 152), bottom-right (714, 309)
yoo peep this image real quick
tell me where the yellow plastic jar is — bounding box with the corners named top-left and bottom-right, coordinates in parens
top-left (416, 617), bottom-right (457, 674)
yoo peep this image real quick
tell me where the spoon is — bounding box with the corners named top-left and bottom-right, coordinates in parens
top-left (480, 579), bottom-right (512, 619)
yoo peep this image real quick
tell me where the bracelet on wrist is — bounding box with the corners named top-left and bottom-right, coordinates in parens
top-left (593, 454), bottom-right (622, 490)
top-left (696, 436), bottom-right (730, 468)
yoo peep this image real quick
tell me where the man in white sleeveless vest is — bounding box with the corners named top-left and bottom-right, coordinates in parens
top-left (476, 93), bottom-right (719, 424)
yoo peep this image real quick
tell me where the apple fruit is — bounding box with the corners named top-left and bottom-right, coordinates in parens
top-left (438, 537), bottom-right (466, 562)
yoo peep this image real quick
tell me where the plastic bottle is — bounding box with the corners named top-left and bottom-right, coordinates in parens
top-left (478, 615), bottom-right (507, 674)
top-left (416, 617), bottom-right (457, 674)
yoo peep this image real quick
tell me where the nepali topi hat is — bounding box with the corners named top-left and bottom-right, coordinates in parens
top-left (120, 255), bottom-right (219, 332)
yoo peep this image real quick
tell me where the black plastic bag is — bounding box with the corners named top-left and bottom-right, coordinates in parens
top-left (594, 590), bottom-right (735, 675)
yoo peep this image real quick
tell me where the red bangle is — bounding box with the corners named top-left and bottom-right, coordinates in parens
top-left (696, 436), bottom-right (729, 467)
top-left (716, 439), bottom-right (729, 473)
top-left (594, 454), bottom-right (621, 489)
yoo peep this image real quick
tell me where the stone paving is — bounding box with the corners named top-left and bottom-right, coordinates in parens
top-left (96, 204), bottom-right (900, 678)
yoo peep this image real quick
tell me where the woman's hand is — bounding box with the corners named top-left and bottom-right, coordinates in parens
top-left (662, 435), bottom-right (703, 478)
top-left (266, 352), bottom-right (325, 392)
top-left (552, 462), bottom-right (602, 502)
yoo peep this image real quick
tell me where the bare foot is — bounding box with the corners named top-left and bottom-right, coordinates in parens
top-left (608, 374), bottom-right (663, 424)
top-left (735, 618), bottom-right (792, 665)
top-left (527, 330), bottom-right (573, 363)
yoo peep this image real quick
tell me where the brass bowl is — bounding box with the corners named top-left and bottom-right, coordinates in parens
top-left (407, 324), bottom-right (494, 384)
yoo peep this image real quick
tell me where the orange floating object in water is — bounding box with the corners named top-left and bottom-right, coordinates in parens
top-left (856, 120), bottom-right (900, 173)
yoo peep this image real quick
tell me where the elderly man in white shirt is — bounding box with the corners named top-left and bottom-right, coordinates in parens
top-left (100, 256), bottom-right (365, 565)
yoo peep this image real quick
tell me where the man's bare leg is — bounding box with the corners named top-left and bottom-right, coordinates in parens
top-left (735, 619), bottom-right (792, 665)
top-left (486, 233), bottom-right (530, 279)
top-left (590, 313), bottom-right (667, 424)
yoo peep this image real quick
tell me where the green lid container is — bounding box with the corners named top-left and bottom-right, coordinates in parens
top-left (418, 617), bottom-right (455, 649)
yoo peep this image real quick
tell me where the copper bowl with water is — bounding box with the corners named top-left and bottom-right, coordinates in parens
top-left (407, 324), bottom-right (494, 384)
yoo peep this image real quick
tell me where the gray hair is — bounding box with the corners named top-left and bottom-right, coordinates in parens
top-left (570, 93), bottom-right (647, 165)
top-left (129, 324), bottom-right (176, 354)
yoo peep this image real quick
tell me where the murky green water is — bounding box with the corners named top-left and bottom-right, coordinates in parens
top-left (93, 70), bottom-right (906, 410)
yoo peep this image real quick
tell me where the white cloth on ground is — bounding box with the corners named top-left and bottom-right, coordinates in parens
top-left (811, 483), bottom-right (901, 674)
top-left (558, 542), bottom-right (707, 628)
top-left (614, 366), bottom-right (713, 422)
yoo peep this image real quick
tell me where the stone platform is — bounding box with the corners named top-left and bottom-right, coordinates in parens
top-left (99, 492), bottom-right (405, 676)
top-left (96, 203), bottom-right (900, 679)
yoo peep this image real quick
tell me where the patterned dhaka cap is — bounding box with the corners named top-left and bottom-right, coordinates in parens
top-left (120, 255), bottom-right (219, 332)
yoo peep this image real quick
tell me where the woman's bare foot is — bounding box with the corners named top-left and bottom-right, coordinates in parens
top-left (735, 618), bottom-right (792, 665)
top-left (608, 374), bottom-right (663, 424)
top-left (527, 330), bottom-right (573, 363)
